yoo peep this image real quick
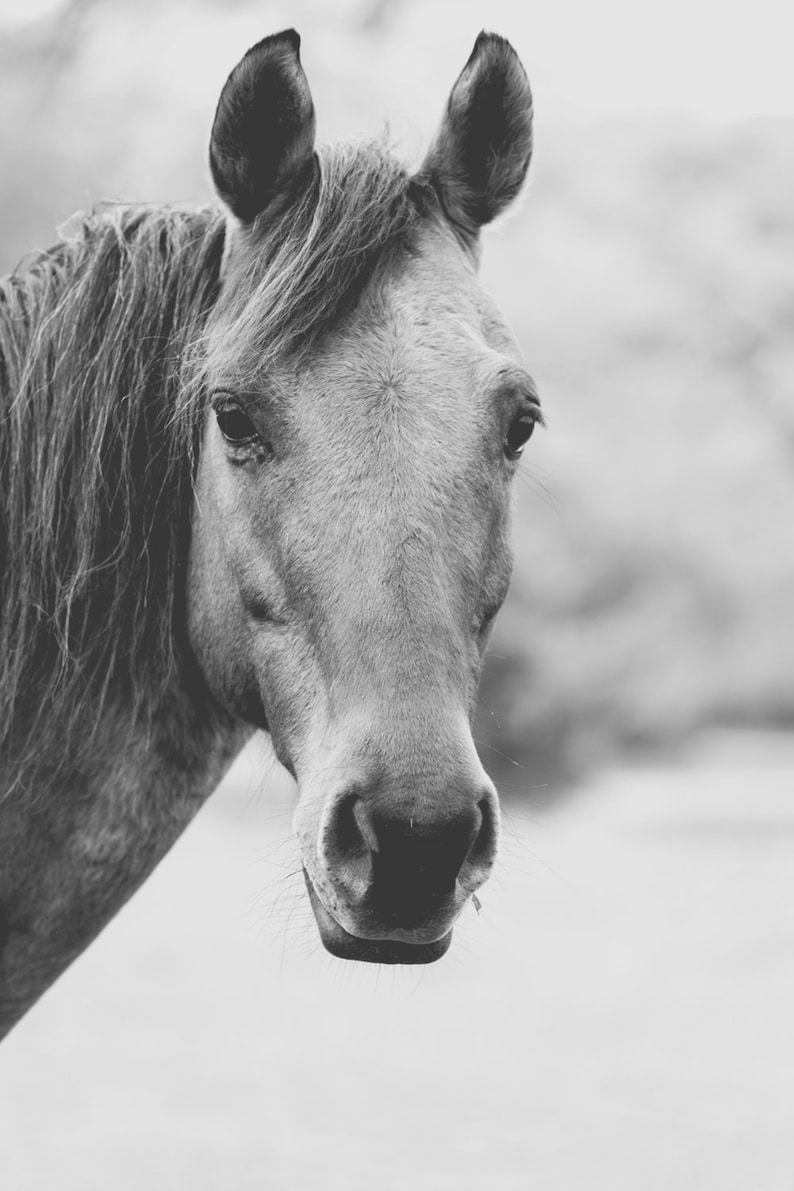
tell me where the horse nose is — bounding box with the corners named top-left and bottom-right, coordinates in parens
top-left (319, 781), bottom-right (500, 931)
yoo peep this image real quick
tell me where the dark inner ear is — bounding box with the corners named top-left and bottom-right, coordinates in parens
top-left (419, 31), bottom-right (533, 236)
top-left (209, 29), bottom-right (316, 224)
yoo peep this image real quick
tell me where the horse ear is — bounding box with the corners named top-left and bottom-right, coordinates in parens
top-left (209, 29), bottom-right (316, 224)
top-left (420, 32), bottom-right (532, 236)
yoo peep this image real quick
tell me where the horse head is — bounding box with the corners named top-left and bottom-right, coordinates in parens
top-left (188, 30), bottom-right (538, 963)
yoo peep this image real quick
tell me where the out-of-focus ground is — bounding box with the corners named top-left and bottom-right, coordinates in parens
top-left (1, 733), bottom-right (793, 1190)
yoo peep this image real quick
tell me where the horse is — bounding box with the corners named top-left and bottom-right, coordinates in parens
top-left (0, 29), bottom-right (538, 1038)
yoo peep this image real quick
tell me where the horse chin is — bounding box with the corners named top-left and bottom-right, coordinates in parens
top-left (302, 869), bottom-right (453, 965)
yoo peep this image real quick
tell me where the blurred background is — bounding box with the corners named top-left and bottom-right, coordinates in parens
top-left (0, 1), bottom-right (792, 1188)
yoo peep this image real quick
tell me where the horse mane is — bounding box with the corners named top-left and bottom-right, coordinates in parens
top-left (0, 204), bottom-right (226, 770)
top-left (0, 139), bottom-right (430, 775)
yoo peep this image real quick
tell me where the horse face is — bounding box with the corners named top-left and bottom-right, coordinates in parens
top-left (188, 29), bottom-right (536, 963)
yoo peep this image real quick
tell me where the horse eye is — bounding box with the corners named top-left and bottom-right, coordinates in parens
top-left (215, 404), bottom-right (259, 445)
top-left (504, 412), bottom-right (537, 459)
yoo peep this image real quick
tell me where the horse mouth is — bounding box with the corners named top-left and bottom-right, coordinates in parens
top-left (303, 869), bottom-right (453, 965)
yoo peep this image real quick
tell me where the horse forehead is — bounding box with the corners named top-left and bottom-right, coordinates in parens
top-left (385, 222), bottom-right (518, 360)
top-left (314, 230), bottom-right (519, 404)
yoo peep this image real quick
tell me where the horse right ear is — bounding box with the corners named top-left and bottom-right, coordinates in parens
top-left (209, 30), bottom-right (316, 225)
top-left (419, 32), bottom-right (533, 238)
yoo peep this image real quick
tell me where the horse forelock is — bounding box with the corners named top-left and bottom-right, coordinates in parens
top-left (197, 139), bottom-right (434, 387)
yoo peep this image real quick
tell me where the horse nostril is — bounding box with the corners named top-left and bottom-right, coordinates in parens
top-left (362, 798), bottom-right (487, 916)
top-left (459, 792), bottom-right (500, 891)
top-left (318, 780), bottom-right (500, 922)
top-left (352, 797), bottom-right (379, 854)
top-left (320, 791), bottom-right (374, 899)
top-left (473, 795), bottom-right (497, 862)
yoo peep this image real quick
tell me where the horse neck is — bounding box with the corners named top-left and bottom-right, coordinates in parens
top-left (0, 206), bottom-right (258, 1036)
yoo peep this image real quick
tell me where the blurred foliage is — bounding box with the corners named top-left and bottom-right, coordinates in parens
top-left (1, 0), bottom-right (791, 793)
top-left (478, 119), bottom-right (794, 789)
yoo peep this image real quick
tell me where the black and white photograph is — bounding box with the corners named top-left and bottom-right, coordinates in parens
top-left (1, 1), bottom-right (792, 1187)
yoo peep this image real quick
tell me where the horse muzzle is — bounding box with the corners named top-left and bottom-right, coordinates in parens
top-left (298, 777), bottom-right (500, 964)
top-left (303, 870), bottom-right (455, 963)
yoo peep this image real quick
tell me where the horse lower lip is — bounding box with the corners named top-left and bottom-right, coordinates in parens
top-left (302, 869), bottom-right (453, 965)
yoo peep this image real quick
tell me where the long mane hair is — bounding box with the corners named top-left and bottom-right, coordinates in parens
top-left (0, 141), bottom-right (427, 774)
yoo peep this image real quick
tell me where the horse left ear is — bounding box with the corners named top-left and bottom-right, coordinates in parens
top-left (209, 29), bottom-right (316, 225)
top-left (419, 32), bottom-right (533, 236)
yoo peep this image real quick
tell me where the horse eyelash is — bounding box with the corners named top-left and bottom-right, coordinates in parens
top-left (210, 389), bottom-right (247, 410)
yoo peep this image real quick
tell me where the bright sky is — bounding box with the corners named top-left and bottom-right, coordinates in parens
top-left (0, 0), bottom-right (792, 122)
top-left (0, 0), bottom-right (59, 24)
top-left (520, 0), bottom-right (794, 121)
